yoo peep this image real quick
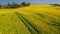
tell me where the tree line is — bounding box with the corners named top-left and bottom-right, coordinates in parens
top-left (50, 4), bottom-right (60, 7)
top-left (0, 2), bottom-right (30, 8)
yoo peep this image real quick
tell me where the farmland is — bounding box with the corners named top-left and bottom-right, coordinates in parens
top-left (0, 4), bottom-right (60, 34)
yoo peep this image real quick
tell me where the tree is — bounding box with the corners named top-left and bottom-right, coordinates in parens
top-left (21, 2), bottom-right (30, 6)
top-left (0, 4), bottom-right (2, 8)
top-left (21, 2), bottom-right (27, 6)
top-left (7, 3), bottom-right (11, 8)
top-left (0, 2), bottom-right (31, 8)
top-left (26, 3), bottom-right (30, 6)
top-left (11, 2), bottom-right (18, 8)
top-left (50, 4), bottom-right (60, 7)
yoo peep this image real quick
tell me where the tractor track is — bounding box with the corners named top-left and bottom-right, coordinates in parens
top-left (15, 12), bottom-right (42, 34)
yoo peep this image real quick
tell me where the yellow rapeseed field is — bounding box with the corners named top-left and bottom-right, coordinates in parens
top-left (0, 4), bottom-right (60, 34)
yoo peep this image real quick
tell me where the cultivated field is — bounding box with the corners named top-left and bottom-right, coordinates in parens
top-left (0, 4), bottom-right (60, 34)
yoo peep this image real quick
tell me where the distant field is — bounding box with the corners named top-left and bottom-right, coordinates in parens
top-left (0, 4), bottom-right (60, 34)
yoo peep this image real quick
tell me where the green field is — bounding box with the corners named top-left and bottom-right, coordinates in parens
top-left (0, 4), bottom-right (60, 34)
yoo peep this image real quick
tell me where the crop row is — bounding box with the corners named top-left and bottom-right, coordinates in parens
top-left (36, 12), bottom-right (60, 30)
